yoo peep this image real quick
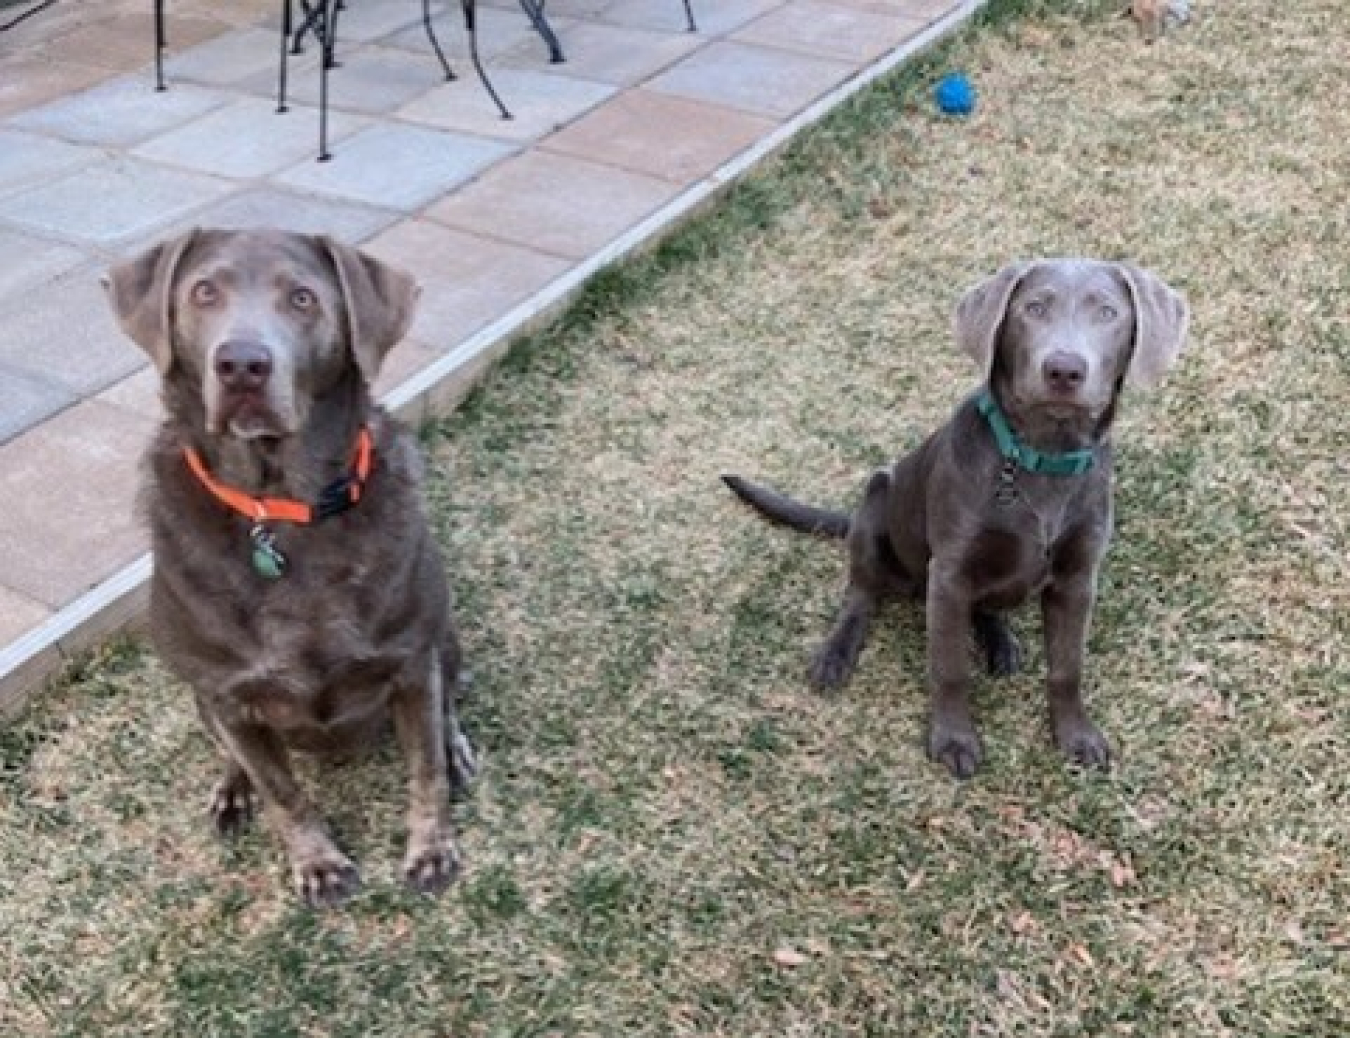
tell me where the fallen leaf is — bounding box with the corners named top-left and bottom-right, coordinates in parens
top-left (773, 946), bottom-right (808, 968)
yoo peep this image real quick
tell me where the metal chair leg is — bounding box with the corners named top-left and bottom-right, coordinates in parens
top-left (682, 0), bottom-right (696, 32)
top-left (317, 0), bottom-right (335, 160)
top-left (463, 0), bottom-right (511, 120)
top-left (517, 0), bottom-right (564, 63)
top-left (423, 0), bottom-right (456, 81)
top-left (154, 0), bottom-right (166, 90)
top-left (277, 0), bottom-right (292, 112)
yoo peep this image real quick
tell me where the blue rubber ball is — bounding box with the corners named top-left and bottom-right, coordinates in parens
top-left (934, 73), bottom-right (976, 116)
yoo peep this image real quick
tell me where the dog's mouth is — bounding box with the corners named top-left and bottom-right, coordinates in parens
top-left (214, 390), bottom-right (291, 440)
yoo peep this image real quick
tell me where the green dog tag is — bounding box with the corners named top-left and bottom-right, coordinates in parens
top-left (249, 524), bottom-right (288, 579)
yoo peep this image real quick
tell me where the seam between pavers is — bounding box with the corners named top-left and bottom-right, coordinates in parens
top-left (0, 0), bottom-right (987, 721)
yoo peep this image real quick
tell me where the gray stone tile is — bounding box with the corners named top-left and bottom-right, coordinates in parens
top-left (162, 28), bottom-right (299, 87)
top-left (0, 156), bottom-right (235, 245)
top-left (496, 20), bottom-right (700, 85)
top-left (379, 5), bottom-right (574, 60)
top-left (0, 129), bottom-right (98, 200)
top-left (0, 264), bottom-right (147, 396)
top-left (167, 184), bottom-right (401, 242)
top-left (397, 68), bottom-right (615, 142)
top-left (644, 39), bottom-right (854, 119)
top-left (132, 97), bottom-right (367, 177)
top-left (272, 122), bottom-right (514, 209)
top-left (236, 45), bottom-right (450, 114)
top-left (600, 0), bottom-right (786, 35)
top-left (0, 365), bottom-right (76, 445)
top-left (8, 75), bottom-right (232, 147)
top-left (0, 230), bottom-right (87, 298)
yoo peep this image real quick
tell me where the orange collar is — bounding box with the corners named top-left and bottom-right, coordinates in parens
top-left (182, 425), bottom-right (375, 526)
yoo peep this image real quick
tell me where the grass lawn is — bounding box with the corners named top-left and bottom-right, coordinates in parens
top-left (3, 0), bottom-right (1349, 1032)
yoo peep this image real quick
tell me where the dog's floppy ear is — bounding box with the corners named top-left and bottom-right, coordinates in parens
top-left (953, 261), bottom-right (1033, 378)
top-left (101, 229), bottom-right (200, 376)
top-left (319, 237), bottom-right (420, 385)
top-left (1118, 263), bottom-right (1189, 388)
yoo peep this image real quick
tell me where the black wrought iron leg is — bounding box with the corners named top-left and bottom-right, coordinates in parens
top-left (517, 0), bottom-right (564, 63)
top-left (463, 0), bottom-right (511, 120)
top-left (154, 0), bottom-right (166, 91)
top-left (682, 0), bottom-right (697, 32)
top-left (277, 0), bottom-right (292, 112)
top-left (317, 0), bottom-right (335, 160)
top-left (423, 0), bottom-right (456, 81)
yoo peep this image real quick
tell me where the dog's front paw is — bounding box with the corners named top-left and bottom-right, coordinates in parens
top-left (808, 644), bottom-right (856, 691)
top-left (1055, 719), bottom-right (1111, 770)
top-left (208, 771), bottom-right (256, 838)
top-left (292, 849), bottom-right (361, 907)
top-left (403, 831), bottom-right (462, 895)
top-left (928, 721), bottom-right (983, 780)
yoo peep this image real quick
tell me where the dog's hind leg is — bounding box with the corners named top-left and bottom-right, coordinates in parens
top-left (808, 470), bottom-right (899, 690)
top-left (438, 629), bottom-right (478, 790)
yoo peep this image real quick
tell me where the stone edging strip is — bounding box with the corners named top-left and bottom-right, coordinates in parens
top-left (0, 0), bottom-right (987, 721)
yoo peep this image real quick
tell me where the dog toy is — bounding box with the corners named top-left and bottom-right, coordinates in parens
top-left (934, 73), bottom-right (976, 117)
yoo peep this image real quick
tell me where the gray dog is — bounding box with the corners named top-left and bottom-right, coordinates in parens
top-left (104, 228), bottom-right (475, 905)
top-left (724, 259), bottom-right (1189, 777)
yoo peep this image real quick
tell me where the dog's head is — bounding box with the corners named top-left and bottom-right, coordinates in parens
top-left (103, 228), bottom-right (418, 440)
top-left (954, 258), bottom-right (1189, 417)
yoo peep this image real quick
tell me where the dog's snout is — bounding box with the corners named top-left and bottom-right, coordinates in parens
top-left (1042, 351), bottom-right (1087, 393)
top-left (215, 341), bottom-right (273, 392)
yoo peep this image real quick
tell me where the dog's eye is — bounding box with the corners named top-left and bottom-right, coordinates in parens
top-left (1099, 304), bottom-right (1119, 321)
top-left (1025, 299), bottom-right (1048, 318)
top-left (291, 287), bottom-right (317, 312)
top-left (190, 280), bottom-right (218, 307)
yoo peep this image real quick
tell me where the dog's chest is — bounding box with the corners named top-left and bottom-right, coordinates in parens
top-left (961, 496), bottom-right (1088, 609)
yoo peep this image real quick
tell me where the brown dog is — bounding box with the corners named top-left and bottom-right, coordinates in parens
top-left (724, 259), bottom-right (1189, 777)
top-left (104, 228), bottom-right (475, 905)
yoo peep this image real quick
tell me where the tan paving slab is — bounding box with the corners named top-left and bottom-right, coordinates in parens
top-left (0, 57), bottom-right (110, 119)
top-left (732, 0), bottom-right (926, 62)
top-left (363, 219), bottom-right (573, 350)
top-left (397, 67), bottom-right (615, 142)
top-left (379, 5), bottom-right (573, 59)
top-left (39, 11), bottom-right (230, 74)
top-left (498, 19), bottom-right (701, 85)
top-left (0, 366), bottom-right (76, 446)
top-left (0, 587), bottom-right (50, 648)
top-left (830, 0), bottom-right (962, 20)
top-left (645, 39), bottom-right (857, 120)
top-left (94, 367), bottom-right (162, 424)
top-left (425, 149), bottom-right (679, 259)
top-left (0, 399), bottom-right (153, 608)
top-left (541, 88), bottom-right (775, 183)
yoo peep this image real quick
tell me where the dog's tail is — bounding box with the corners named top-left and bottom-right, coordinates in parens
top-left (721, 474), bottom-right (850, 539)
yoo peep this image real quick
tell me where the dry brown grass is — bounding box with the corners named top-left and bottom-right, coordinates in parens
top-left (3, 0), bottom-right (1349, 1033)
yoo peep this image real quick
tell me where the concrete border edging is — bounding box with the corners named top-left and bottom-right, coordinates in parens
top-left (0, 0), bottom-right (986, 721)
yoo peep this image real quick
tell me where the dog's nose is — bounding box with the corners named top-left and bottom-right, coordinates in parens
top-left (1042, 351), bottom-right (1087, 393)
top-left (214, 341), bottom-right (273, 392)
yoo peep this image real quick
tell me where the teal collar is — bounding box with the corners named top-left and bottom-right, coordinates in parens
top-left (975, 390), bottom-right (1095, 477)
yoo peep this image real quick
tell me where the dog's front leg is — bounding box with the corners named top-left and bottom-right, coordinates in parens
top-left (391, 650), bottom-right (461, 894)
top-left (1041, 571), bottom-right (1110, 768)
top-left (926, 570), bottom-right (982, 778)
top-left (212, 718), bottom-right (360, 905)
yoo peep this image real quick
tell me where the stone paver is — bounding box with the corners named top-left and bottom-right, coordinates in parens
top-left (397, 68), bottom-right (616, 142)
top-left (425, 149), bottom-right (679, 258)
top-left (10, 75), bottom-right (231, 147)
top-left (499, 20), bottom-right (700, 85)
top-left (274, 123), bottom-right (515, 209)
top-left (645, 40), bottom-right (857, 120)
top-left (0, 129), bottom-right (98, 199)
top-left (732, 0), bottom-right (926, 63)
top-left (0, 0), bottom-right (969, 716)
top-left (133, 97), bottom-right (368, 177)
top-left (542, 88), bottom-right (776, 182)
top-left (0, 400), bottom-right (153, 608)
top-left (0, 266), bottom-right (147, 397)
top-left (0, 157), bottom-right (235, 245)
top-left (364, 219), bottom-right (574, 349)
top-left (0, 367), bottom-right (76, 446)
